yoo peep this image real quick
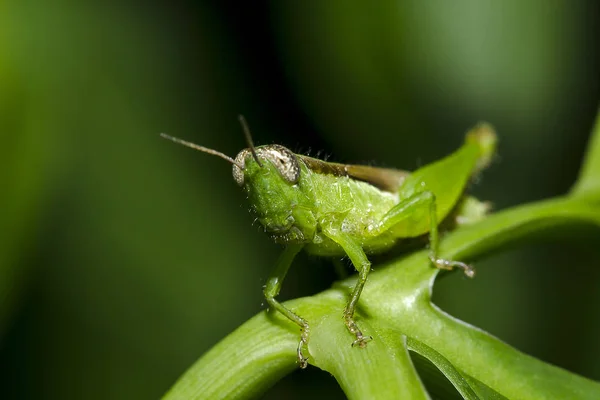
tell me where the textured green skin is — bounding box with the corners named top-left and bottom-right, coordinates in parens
top-left (242, 128), bottom-right (493, 257)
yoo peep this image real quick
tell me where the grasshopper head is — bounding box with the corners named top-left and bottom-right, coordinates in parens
top-left (232, 145), bottom-right (300, 187)
top-left (232, 145), bottom-right (312, 241)
top-left (160, 116), bottom-right (316, 243)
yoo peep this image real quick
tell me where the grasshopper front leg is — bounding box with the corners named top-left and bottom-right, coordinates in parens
top-left (322, 228), bottom-right (373, 348)
top-left (263, 244), bottom-right (311, 368)
top-left (375, 191), bottom-right (475, 277)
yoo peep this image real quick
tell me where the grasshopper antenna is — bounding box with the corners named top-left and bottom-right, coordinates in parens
top-left (160, 133), bottom-right (244, 169)
top-left (238, 115), bottom-right (263, 167)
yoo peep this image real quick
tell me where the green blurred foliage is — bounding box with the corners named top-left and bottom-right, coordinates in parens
top-left (0, 1), bottom-right (598, 399)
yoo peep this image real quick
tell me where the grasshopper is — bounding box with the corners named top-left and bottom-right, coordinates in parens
top-left (161, 117), bottom-right (496, 368)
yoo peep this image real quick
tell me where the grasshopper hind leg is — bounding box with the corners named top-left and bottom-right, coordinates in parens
top-left (423, 191), bottom-right (476, 278)
top-left (376, 190), bottom-right (476, 277)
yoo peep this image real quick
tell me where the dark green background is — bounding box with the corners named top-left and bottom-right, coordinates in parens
top-left (1, 1), bottom-right (599, 399)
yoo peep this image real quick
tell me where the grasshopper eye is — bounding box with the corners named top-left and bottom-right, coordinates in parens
top-left (232, 145), bottom-right (300, 186)
top-left (258, 145), bottom-right (300, 184)
top-left (232, 149), bottom-right (251, 186)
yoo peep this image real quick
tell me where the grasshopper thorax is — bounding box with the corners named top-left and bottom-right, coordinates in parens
top-left (232, 145), bottom-right (300, 187)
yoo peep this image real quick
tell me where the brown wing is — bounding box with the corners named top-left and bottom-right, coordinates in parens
top-left (298, 155), bottom-right (409, 193)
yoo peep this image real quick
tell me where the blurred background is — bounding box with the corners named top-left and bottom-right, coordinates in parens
top-left (1, 1), bottom-right (599, 399)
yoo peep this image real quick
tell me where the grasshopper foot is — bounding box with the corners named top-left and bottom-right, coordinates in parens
top-left (429, 255), bottom-right (476, 278)
top-left (297, 346), bottom-right (308, 369)
top-left (351, 334), bottom-right (373, 348)
top-left (297, 324), bottom-right (310, 369)
top-left (345, 317), bottom-right (372, 348)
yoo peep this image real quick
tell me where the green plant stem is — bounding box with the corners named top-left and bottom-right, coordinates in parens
top-left (572, 107), bottom-right (600, 199)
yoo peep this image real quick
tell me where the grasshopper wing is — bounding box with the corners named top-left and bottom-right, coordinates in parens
top-left (298, 155), bottom-right (409, 193)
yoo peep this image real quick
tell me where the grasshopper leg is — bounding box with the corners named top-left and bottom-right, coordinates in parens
top-left (323, 228), bottom-right (373, 348)
top-left (376, 191), bottom-right (475, 277)
top-left (423, 192), bottom-right (476, 278)
top-left (263, 244), bottom-right (311, 368)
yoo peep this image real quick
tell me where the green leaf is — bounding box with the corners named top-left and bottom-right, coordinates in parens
top-left (407, 337), bottom-right (481, 399)
top-left (310, 315), bottom-right (429, 400)
top-left (162, 304), bottom-right (300, 400)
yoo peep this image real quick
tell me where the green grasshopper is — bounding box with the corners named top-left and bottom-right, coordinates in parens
top-left (161, 117), bottom-right (496, 368)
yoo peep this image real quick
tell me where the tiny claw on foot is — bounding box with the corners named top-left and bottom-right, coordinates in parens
top-left (429, 255), bottom-right (476, 278)
top-left (296, 342), bottom-right (309, 369)
top-left (298, 354), bottom-right (309, 369)
top-left (351, 334), bottom-right (373, 348)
